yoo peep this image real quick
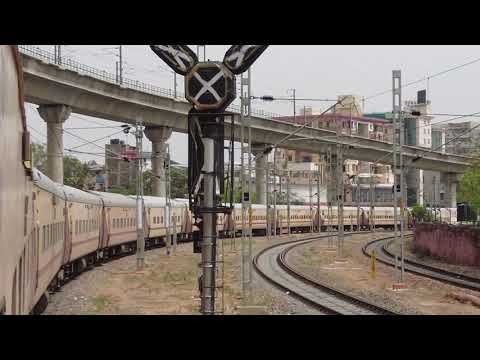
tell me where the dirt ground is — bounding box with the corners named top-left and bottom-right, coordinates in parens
top-left (44, 234), bottom-right (320, 315)
top-left (287, 231), bottom-right (480, 315)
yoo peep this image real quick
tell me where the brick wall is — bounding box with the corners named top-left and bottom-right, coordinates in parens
top-left (414, 224), bottom-right (480, 267)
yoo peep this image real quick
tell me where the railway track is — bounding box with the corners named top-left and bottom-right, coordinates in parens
top-left (362, 236), bottom-right (480, 292)
top-left (253, 233), bottom-right (399, 315)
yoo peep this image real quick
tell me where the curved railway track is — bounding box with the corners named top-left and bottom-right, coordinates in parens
top-left (253, 233), bottom-right (399, 315)
top-left (362, 236), bottom-right (480, 292)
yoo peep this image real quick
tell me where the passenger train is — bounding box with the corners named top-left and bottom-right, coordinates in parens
top-left (0, 46), bottom-right (457, 315)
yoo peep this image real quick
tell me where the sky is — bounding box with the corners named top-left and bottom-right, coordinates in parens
top-left (24, 45), bottom-right (480, 166)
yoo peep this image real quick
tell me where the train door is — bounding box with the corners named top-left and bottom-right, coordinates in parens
top-left (62, 202), bottom-right (72, 264)
top-left (32, 190), bottom-right (39, 293)
top-left (100, 206), bottom-right (110, 249)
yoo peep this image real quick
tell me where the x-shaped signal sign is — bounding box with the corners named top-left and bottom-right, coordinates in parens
top-left (156, 45), bottom-right (192, 72)
top-left (225, 45), bottom-right (260, 69)
top-left (193, 70), bottom-right (224, 102)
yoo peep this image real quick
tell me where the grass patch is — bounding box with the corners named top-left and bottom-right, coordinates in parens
top-left (92, 295), bottom-right (112, 313)
top-left (161, 271), bottom-right (195, 283)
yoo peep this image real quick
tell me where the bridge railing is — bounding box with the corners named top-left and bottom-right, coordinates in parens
top-left (18, 45), bottom-right (283, 120)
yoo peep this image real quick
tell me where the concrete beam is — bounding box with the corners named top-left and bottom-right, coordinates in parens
top-left (21, 53), bottom-right (473, 174)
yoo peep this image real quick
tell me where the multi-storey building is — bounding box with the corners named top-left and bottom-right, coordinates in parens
top-left (443, 121), bottom-right (480, 156)
top-left (105, 139), bottom-right (137, 189)
top-left (272, 95), bottom-right (395, 205)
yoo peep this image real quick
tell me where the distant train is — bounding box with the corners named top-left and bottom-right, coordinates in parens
top-left (0, 46), bottom-right (458, 315)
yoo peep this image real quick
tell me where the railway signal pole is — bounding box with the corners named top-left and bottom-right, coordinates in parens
top-left (150, 45), bottom-right (268, 314)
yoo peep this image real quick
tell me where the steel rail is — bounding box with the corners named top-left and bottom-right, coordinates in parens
top-left (253, 232), bottom-right (399, 315)
top-left (362, 236), bottom-right (480, 292)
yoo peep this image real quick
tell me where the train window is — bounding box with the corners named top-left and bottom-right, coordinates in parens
top-left (42, 225), bottom-right (46, 251)
top-left (161, 216), bottom-right (163, 224)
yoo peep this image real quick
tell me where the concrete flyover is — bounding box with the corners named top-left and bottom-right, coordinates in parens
top-left (20, 49), bottom-right (473, 174)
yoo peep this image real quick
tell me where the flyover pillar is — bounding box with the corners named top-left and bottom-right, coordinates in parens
top-left (252, 143), bottom-right (268, 205)
top-left (37, 104), bottom-right (71, 184)
top-left (444, 173), bottom-right (459, 223)
top-left (144, 126), bottom-right (172, 197)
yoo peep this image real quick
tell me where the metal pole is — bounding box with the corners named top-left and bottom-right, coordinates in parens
top-left (273, 148), bottom-right (277, 238)
top-left (400, 104), bottom-right (406, 282)
top-left (201, 134), bottom-right (217, 314)
top-left (135, 121), bottom-right (145, 270)
top-left (119, 45), bottom-right (123, 85)
top-left (392, 70), bottom-right (404, 283)
top-left (173, 213), bottom-right (177, 254)
top-left (266, 162), bottom-right (271, 240)
top-left (327, 146), bottom-right (333, 248)
top-left (165, 144), bottom-right (171, 256)
top-left (335, 107), bottom-right (345, 260)
top-left (317, 167), bottom-right (321, 234)
top-left (309, 170), bottom-right (313, 233)
top-left (370, 175), bottom-right (375, 232)
top-left (240, 73), bottom-right (246, 299)
top-left (287, 169), bottom-right (291, 235)
top-left (174, 73), bottom-right (177, 98)
top-left (356, 175), bottom-right (360, 232)
top-left (293, 89), bottom-right (296, 123)
top-left (247, 68), bottom-right (253, 298)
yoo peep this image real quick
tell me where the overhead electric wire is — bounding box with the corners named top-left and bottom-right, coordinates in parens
top-left (364, 55), bottom-right (480, 102)
top-left (409, 122), bottom-right (480, 165)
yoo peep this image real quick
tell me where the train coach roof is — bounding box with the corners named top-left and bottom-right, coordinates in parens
top-left (63, 185), bottom-right (103, 205)
top-left (233, 203), bottom-right (266, 210)
top-left (132, 196), bottom-right (186, 208)
top-left (32, 168), bottom-right (66, 199)
top-left (88, 191), bottom-right (136, 207)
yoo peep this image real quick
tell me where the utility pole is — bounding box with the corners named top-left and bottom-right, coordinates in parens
top-left (54, 45), bottom-right (62, 65)
top-left (370, 174), bottom-right (375, 232)
top-left (309, 170), bottom-right (313, 233)
top-left (165, 144), bottom-right (172, 255)
top-left (273, 148), bottom-right (277, 238)
top-left (327, 146), bottom-right (334, 249)
top-left (317, 166), bottom-right (321, 234)
top-left (287, 169), bottom-right (291, 235)
top-left (116, 45), bottom-right (123, 85)
top-left (266, 161), bottom-right (271, 240)
top-left (135, 120), bottom-right (145, 270)
top-left (174, 73), bottom-right (177, 98)
top-left (356, 175), bottom-right (360, 232)
top-left (392, 70), bottom-right (406, 286)
top-left (197, 45), bottom-right (206, 61)
top-left (335, 107), bottom-right (345, 260)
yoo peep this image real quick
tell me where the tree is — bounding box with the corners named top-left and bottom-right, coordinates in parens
top-left (31, 142), bottom-right (47, 172)
top-left (459, 163), bottom-right (480, 214)
top-left (63, 155), bottom-right (92, 189)
top-left (411, 204), bottom-right (433, 223)
top-left (170, 166), bottom-right (188, 198)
